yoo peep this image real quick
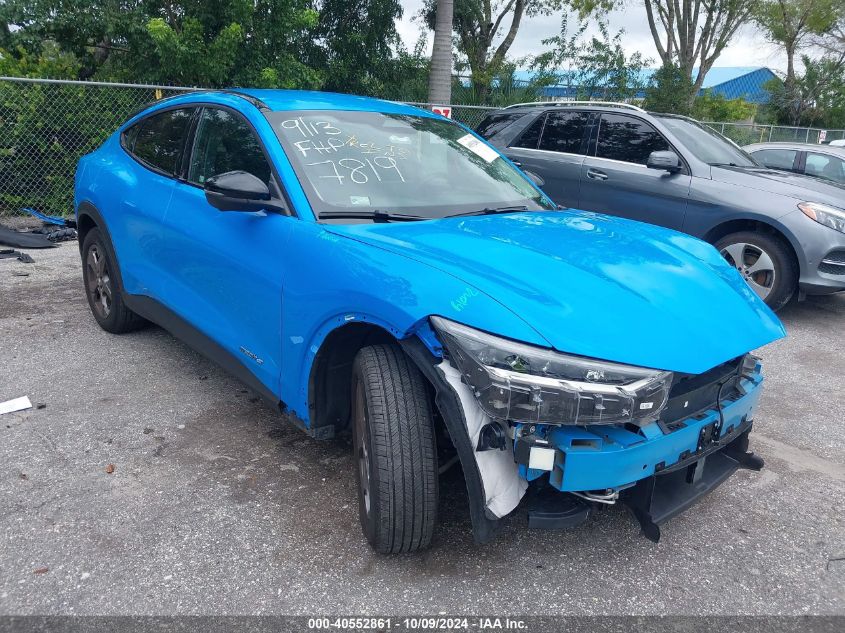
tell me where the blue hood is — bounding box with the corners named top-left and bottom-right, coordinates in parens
top-left (327, 211), bottom-right (785, 375)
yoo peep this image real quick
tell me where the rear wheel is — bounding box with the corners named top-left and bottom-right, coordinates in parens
top-left (351, 344), bottom-right (438, 553)
top-left (81, 228), bottom-right (146, 333)
top-left (715, 231), bottom-right (797, 311)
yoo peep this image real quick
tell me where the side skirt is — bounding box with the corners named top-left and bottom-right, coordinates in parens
top-left (123, 293), bottom-right (312, 436)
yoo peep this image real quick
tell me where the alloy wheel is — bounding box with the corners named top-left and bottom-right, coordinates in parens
top-left (86, 244), bottom-right (113, 318)
top-left (719, 241), bottom-right (776, 301)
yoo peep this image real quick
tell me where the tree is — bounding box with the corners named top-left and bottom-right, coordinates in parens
top-left (313, 0), bottom-right (403, 95)
top-left (763, 54), bottom-right (845, 126)
top-left (642, 0), bottom-right (757, 108)
top-left (532, 14), bottom-right (651, 102)
top-left (691, 90), bottom-right (757, 121)
top-left (428, 0), bottom-right (454, 104)
top-left (425, 0), bottom-right (562, 103)
top-left (643, 63), bottom-right (694, 114)
top-left (0, 1), bottom-right (403, 92)
top-left (753, 0), bottom-right (838, 97)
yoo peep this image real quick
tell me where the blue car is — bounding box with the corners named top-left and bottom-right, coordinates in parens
top-left (74, 90), bottom-right (785, 553)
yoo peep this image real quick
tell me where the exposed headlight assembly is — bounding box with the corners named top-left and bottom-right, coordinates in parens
top-left (799, 201), bottom-right (845, 234)
top-left (431, 316), bottom-right (673, 426)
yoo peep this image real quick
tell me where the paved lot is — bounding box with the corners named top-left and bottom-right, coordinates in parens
top-left (1, 242), bottom-right (844, 616)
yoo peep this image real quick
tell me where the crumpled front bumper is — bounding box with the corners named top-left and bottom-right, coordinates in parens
top-left (514, 361), bottom-right (765, 539)
top-left (541, 365), bottom-right (762, 492)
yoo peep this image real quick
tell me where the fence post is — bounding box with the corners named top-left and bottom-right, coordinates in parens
top-left (768, 125), bottom-right (773, 142)
top-left (805, 128), bottom-right (811, 143)
top-left (721, 123), bottom-right (725, 134)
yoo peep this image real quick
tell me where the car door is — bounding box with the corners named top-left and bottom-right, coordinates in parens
top-left (503, 111), bottom-right (593, 209)
top-left (749, 147), bottom-right (801, 174)
top-left (801, 151), bottom-right (845, 185)
top-left (158, 105), bottom-right (294, 397)
top-left (579, 112), bottom-right (691, 230)
top-left (116, 107), bottom-right (194, 297)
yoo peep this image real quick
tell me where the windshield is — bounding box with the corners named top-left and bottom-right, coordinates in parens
top-left (267, 110), bottom-right (553, 220)
top-left (655, 116), bottom-right (758, 167)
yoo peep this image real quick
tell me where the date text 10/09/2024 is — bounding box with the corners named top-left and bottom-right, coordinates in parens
top-left (306, 617), bottom-right (529, 630)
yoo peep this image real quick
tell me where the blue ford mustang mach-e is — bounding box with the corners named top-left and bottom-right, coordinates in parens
top-left (75, 90), bottom-right (785, 552)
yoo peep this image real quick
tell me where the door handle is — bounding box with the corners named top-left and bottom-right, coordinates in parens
top-left (511, 160), bottom-right (523, 167)
top-left (587, 168), bottom-right (608, 181)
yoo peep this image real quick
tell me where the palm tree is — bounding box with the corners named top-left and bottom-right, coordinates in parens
top-left (428, 0), bottom-right (453, 105)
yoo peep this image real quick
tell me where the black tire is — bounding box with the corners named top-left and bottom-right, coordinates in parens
top-left (81, 228), bottom-right (146, 333)
top-left (351, 344), bottom-right (438, 553)
top-left (714, 231), bottom-right (797, 311)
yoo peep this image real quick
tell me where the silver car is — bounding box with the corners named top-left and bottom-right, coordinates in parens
top-left (744, 141), bottom-right (845, 187)
top-left (477, 103), bottom-right (845, 310)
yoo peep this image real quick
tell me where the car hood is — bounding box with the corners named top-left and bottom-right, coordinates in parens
top-left (326, 211), bottom-right (785, 375)
top-left (711, 165), bottom-right (845, 206)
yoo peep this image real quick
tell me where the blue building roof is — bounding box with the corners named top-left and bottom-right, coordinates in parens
top-left (512, 66), bottom-right (779, 104)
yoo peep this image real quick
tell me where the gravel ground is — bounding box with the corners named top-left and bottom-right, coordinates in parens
top-left (0, 242), bottom-right (843, 616)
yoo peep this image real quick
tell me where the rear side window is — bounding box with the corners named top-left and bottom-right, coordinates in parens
top-left (187, 108), bottom-right (272, 185)
top-left (804, 152), bottom-right (845, 185)
top-left (595, 113), bottom-right (669, 165)
top-left (475, 112), bottom-right (522, 140)
top-left (538, 111), bottom-right (591, 155)
top-left (511, 115), bottom-right (545, 149)
top-left (131, 108), bottom-right (194, 174)
top-left (753, 148), bottom-right (798, 171)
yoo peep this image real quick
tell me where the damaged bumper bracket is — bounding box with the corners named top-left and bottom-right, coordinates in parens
top-left (621, 421), bottom-right (762, 542)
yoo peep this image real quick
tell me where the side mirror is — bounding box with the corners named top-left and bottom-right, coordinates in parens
top-left (204, 170), bottom-right (277, 212)
top-left (647, 150), bottom-right (682, 173)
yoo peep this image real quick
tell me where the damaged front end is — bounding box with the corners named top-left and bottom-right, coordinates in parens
top-left (415, 317), bottom-right (767, 543)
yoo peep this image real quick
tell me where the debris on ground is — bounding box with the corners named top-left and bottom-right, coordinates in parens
top-left (0, 225), bottom-right (54, 249)
top-left (105, 464), bottom-right (115, 474)
top-left (0, 248), bottom-right (35, 264)
top-left (33, 567), bottom-right (49, 575)
top-left (0, 396), bottom-right (32, 416)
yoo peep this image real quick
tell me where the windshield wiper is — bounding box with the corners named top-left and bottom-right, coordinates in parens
top-left (318, 209), bottom-right (428, 223)
top-left (447, 205), bottom-right (529, 218)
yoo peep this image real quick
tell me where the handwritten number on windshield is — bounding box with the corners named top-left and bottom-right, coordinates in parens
top-left (306, 157), bottom-right (405, 185)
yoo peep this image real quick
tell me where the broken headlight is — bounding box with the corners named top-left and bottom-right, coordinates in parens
top-left (431, 316), bottom-right (673, 425)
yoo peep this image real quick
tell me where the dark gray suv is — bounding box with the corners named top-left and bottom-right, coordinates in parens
top-left (476, 102), bottom-right (845, 310)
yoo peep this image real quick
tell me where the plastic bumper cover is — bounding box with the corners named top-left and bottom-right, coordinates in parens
top-left (540, 367), bottom-right (762, 493)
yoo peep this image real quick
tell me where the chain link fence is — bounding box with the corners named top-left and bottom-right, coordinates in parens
top-left (3, 76), bottom-right (842, 220)
top-left (0, 77), bottom-right (497, 219)
top-left (702, 121), bottom-right (845, 146)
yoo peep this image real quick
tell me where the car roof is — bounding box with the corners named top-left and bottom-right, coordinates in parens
top-left (745, 141), bottom-right (845, 156)
top-left (135, 89), bottom-right (436, 118)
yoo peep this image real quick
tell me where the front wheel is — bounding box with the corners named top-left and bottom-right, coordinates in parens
top-left (715, 231), bottom-right (797, 311)
top-left (351, 344), bottom-right (438, 553)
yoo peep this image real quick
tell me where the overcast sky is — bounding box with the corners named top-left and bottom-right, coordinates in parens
top-left (395, 1), bottom-right (789, 73)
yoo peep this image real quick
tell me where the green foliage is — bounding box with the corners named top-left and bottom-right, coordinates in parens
top-left (643, 65), bottom-right (695, 115)
top-left (761, 55), bottom-right (845, 127)
top-left (531, 15), bottom-right (651, 102)
top-left (692, 90), bottom-right (757, 122)
top-left (0, 80), bottom-right (160, 214)
top-left (313, 0), bottom-right (403, 95)
top-left (423, 0), bottom-right (565, 102)
top-left (0, 1), bottom-right (402, 91)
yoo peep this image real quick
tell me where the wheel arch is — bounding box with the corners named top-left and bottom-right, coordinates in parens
top-left (76, 201), bottom-right (127, 290)
top-left (306, 320), bottom-right (404, 437)
top-left (703, 217), bottom-right (801, 274)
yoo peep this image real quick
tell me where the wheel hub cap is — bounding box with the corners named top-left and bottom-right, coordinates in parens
top-left (719, 242), bottom-right (776, 301)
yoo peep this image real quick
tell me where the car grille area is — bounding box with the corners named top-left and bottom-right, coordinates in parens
top-left (657, 357), bottom-right (744, 432)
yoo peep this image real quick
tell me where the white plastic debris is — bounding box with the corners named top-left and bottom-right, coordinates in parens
top-left (0, 396), bottom-right (32, 416)
top-left (437, 360), bottom-right (527, 518)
